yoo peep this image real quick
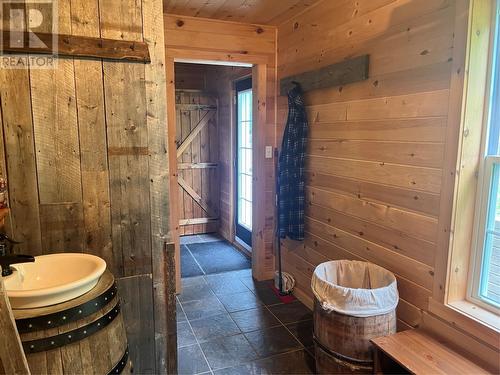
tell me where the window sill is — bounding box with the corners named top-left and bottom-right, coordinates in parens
top-left (428, 298), bottom-right (499, 349)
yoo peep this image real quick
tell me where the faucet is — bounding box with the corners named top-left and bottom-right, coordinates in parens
top-left (0, 233), bottom-right (34, 277)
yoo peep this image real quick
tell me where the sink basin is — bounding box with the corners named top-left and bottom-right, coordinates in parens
top-left (4, 253), bottom-right (106, 309)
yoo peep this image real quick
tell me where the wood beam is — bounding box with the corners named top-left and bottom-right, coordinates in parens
top-left (280, 54), bottom-right (370, 95)
top-left (1, 31), bottom-right (150, 63)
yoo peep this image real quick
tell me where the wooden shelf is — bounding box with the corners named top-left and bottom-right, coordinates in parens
top-left (371, 329), bottom-right (491, 374)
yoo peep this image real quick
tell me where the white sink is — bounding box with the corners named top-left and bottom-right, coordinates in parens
top-left (4, 253), bottom-right (106, 309)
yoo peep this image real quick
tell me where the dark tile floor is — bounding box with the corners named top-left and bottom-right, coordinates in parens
top-left (176, 268), bottom-right (315, 374)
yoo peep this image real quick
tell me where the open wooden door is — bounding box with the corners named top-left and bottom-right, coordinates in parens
top-left (175, 90), bottom-right (219, 235)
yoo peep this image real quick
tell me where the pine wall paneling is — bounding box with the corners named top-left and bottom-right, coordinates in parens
top-left (277, 0), bottom-right (498, 370)
top-left (0, 0), bottom-right (170, 372)
top-left (164, 0), bottom-right (323, 26)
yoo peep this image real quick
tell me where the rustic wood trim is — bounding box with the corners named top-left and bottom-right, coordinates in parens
top-left (179, 217), bottom-right (219, 226)
top-left (163, 242), bottom-right (177, 375)
top-left (280, 54), bottom-right (370, 95)
top-left (434, 0), bottom-right (492, 304)
top-left (177, 176), bottom-right (217, 218)
top-left (176, 111), bottom-right (214, 158)
top-left (166, 47), bottom-right (269, 65)
top-left (1, 31), bottom-right (151, 63)
top-left (251, 63), bottom-right (273, 280)
top-left (165, 56), bottom-right (182, 291)
top-left (178, 162), bottom-right (218, 170)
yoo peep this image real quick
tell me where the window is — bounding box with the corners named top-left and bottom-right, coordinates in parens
top-left (235, 77), bottom-right (253, 247)
top-left (469, 3), bottom-right (500, 312)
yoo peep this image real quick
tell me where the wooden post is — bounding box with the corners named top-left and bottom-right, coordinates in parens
top-left (164, 242), bottom-right (177, 374)
top-left (0, 278), bottom-right (30, 374)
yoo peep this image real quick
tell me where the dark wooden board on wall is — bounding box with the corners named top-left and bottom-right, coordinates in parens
top-left (1, 31), bottom-right (151, 63)
top-left (280, 54), bottom-right (369, 95)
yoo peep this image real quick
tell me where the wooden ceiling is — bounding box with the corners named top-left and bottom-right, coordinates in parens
top-left (163, 0), bottom-right (324, 25)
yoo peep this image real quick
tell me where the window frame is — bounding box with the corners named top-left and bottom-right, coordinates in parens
top-left (467, 1), bottom-right (500, 314)
top-left (469, 156), bottom-right (500, 312)
top-left (429, 0), bottom-right (500, 341)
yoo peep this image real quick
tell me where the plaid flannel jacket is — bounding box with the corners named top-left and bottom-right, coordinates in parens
top-left (278, 85), bottom-right (308, 241)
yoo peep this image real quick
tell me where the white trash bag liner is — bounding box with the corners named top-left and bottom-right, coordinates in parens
top-left (312, 260), bottom-right (398, 317)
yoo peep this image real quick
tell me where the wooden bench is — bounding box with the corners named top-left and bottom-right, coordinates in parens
top-left (371, 329), bottom-right (491, 374)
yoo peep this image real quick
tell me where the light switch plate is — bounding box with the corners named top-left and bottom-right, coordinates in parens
top-left (265, 146), bottom-right (273, 159)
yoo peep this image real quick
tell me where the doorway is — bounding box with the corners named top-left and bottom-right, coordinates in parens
top-left (166, 55), bottom-right (271, 288)
top-left (173, 63), bottom-right (254, 279)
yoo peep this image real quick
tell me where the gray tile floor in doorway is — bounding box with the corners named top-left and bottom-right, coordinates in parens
top-left (176, 267), bottom-right (315, 374)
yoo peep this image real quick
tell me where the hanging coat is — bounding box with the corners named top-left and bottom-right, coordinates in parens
top-left (278, 84), bottom-right (308, 241)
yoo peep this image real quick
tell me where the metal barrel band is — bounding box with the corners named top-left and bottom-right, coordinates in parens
top-left (313, 335), bottom-right (374, 369)
top-left (16, 283), bottom-right (118, 334)
top-left (108, 345), bottom-right (130, 375)
top-left (22, 301), bottom-right (121, 353)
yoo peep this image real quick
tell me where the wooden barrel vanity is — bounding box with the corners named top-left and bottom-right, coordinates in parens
top-left (12, 270), bottom-right (131, 374)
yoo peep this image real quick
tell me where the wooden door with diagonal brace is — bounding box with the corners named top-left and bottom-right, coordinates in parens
top-left (176, 90), bottom-right (219, 235)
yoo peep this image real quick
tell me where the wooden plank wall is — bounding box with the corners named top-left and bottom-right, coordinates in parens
top-left (0, 0), bottom-right (170, 373)
top-left (277, 0), bottom-right (498, 366)
top-left (165, 14), bottom-right (278, 279)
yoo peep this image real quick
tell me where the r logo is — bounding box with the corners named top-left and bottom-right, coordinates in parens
top-left (0, 0), bottom-right (57, 69)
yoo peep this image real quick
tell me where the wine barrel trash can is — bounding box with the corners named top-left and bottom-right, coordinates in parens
top-left (311, 260), bottom-right (399, 374)
top-left (12, 270), bottom-right (132, 375)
